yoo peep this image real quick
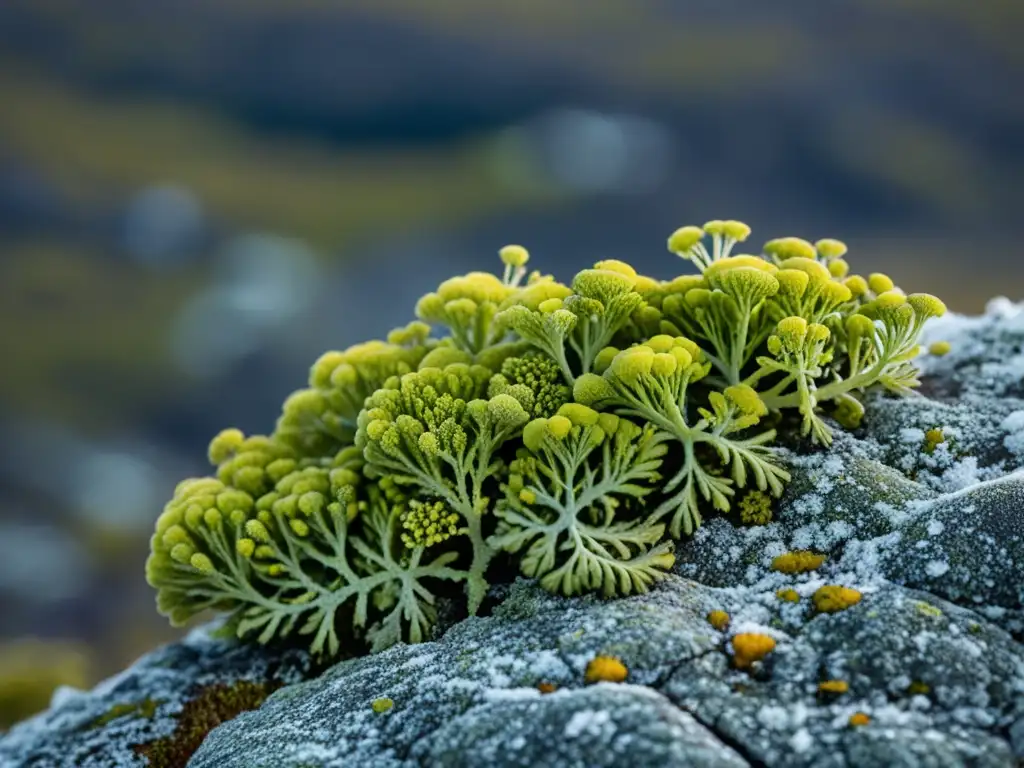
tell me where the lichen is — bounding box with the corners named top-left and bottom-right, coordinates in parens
top-left (812, 585), bottom-right (863, 613)
top-left (817, 680), bottom-right (848, 695)
top-left (87, 699), bottom-right (160, 730)
top-left (776, 588), bottom-right (800, 603)
top-left (707, 610), bottom-right (730, 631)
top-left (584, 655), bottom-right (628, 684)
top-left (730, 633), bottom-right (776, 669)
top-left (771, 550), bottom-right (826, 574)
top-left (371, 697), bottom-right (393, 714)
top-left (923, 428), bottom-right (946, 455)
top-left (146, 221), bottom-right (945, 658)
top-left (848, 712), bottom-right (871, 727)
top-left (135, 680), bottom-right (280, 768)
top-left (738, 490), bottom-right (774, 526)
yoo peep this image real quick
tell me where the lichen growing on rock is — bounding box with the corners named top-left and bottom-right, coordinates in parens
top-left (771, 550), bottom-right (826, 574)
top-left (146, 221), bottom-right (946, 658)
top-left (135, 681), bottom-right (279, 768)
top-left (812, 585), bottom-right (863, 614)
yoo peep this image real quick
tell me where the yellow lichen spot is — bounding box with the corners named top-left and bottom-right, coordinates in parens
top-left (707, 610), bottom-right (730, 632)
top-left (813, 585), bottom-right (862, 613)
top-left (928, 340), bottom-right (951, 356)
top-left (731, 633), bottom-right (776, 670)
top-left (776, 588), bottom-right (800, 603)
top-left (923, 429), bottom-right (945, 455)
top-left (584, 655), bottom-right (628, 684)
top-left (907, 681), bottom-right (931, 696)
top-left (499, 244), bottom-right (529, 268)
top-left (771, 550), bottom-right (826, 574)
top-left (519, 489), bottom-right (537, 505)
top-left (537, 682), bottom-right (558, 694)
top-left (848, 712), bottom-right (871, 727)
top-left (371, 697), bottom-right (394, 714)
top-left (913, 600), bottom-right (944, 619)
top-left (818, 679), bottom-right (849, 695)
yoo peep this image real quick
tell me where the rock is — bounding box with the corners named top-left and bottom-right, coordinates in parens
top-left (918, 297), bottom-right (1024, 403)
top-left (674, 432), bottom-right (935, 588)
top-left (187, 578), bottom-right (724, 767)
top-left (425, 685), bottom-right (749, 768)
top-left (873, 471), bottom-right (1024, 633)
top-left (859, 392), bottom-right (1022, 492)
top-left (1010, 715), bottom-right (1024, 759)
top-left (0, 624), bottom-right (311, 768)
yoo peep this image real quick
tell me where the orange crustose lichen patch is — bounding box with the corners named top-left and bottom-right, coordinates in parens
top-left (730, 633), bottom-right (776, 669)
top-left (707, 610), bottom-right (730, 631)
top-left (770, 550), bottom-right (826, 574)
top-left (818, 680), bottom-right (849, 694)
top-left (813, 585), bottom-right (862, 613)
top-left (584, 655), bottom-right (628, 684)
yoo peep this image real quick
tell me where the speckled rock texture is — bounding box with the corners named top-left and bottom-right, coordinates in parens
top-left (3, 299), bottom-right (1023, 767)
top-left (0, 625), bottom-right (310, 767)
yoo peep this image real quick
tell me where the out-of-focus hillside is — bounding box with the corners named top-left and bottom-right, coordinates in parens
top-left (0, 0), bottom-right (1021, 723)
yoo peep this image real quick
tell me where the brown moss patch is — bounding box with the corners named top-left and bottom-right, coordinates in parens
top-left (134, 680), bottom-right (280, 768)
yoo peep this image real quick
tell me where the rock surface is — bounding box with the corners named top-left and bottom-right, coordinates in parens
top-left (2, 300), bottom-right (1023, 767)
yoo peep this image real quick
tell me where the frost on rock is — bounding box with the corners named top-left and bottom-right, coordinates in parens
top-left (0, 623), bottom-right (311, 768)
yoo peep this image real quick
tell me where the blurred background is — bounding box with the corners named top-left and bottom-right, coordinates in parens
top-left (1, 0), bottom-right (1022, 727)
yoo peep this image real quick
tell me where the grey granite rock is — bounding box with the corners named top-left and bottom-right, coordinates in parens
top-left (425, 684), bottom-right (749, 768)
top-left (673, 431), bottom-right (935, 588)
top-left (873, 471), bottom-right (1024, 634)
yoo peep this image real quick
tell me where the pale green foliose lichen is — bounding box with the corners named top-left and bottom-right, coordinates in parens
top-left (146, 222), bottom-right (944, 658)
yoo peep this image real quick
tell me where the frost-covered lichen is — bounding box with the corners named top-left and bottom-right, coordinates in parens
top-left (147, 221), bottom-right (944, 658)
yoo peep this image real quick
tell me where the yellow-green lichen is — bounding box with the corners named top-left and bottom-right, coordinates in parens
top-left (89, 698), bottom-right (161, 730)
top-left (907, 681), bottom-right (931, 696)
top-left (923, 428), bottom-right (946, 455)
top-left (145, 218), bottom-right (945, 659)
top-left (776, 588), bottom-right (800, 603)
top-left (737, 490), bottom-right (774, 526)
top-left (771, 550), bottom-right (826, 574)
top-left (371, 697), bottom-right (394, 714)
top-left (913, 600), bottom-right (944, 619)
top-left (812, 585), bottom-right (862, 613)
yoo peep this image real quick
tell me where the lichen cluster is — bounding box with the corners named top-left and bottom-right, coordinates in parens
top-left (147, 220), bottom-right (944, 657)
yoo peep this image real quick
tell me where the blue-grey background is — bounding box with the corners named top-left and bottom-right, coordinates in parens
top-left (0, 0), bottom-right (1022, 723)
